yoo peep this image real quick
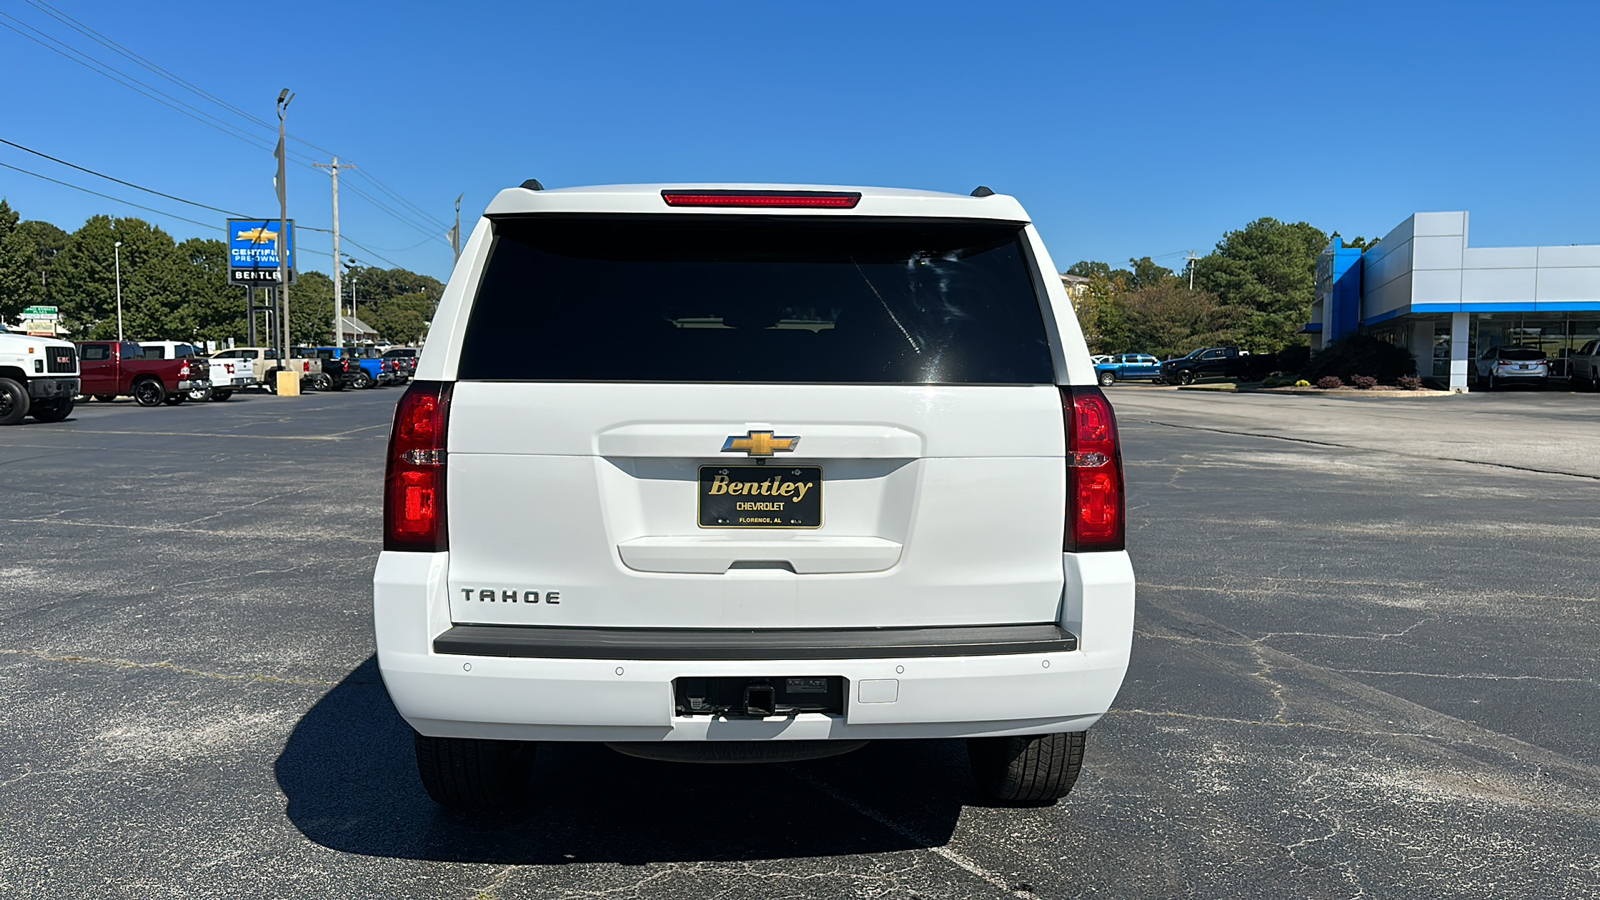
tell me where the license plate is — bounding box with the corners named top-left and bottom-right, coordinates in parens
top-left (699, 465), bottom-right (822, 528)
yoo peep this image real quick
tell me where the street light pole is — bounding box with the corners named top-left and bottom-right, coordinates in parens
top-left (275, 88), bottom-right (295, 363)
top-left (113, 240), bottom-right (123, 342)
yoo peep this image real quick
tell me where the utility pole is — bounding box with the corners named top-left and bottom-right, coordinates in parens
top-left (450, 193), bottom-right (464, 263)
top-left (1185, 252), bottom-right (1199, 290)
top-left (315, 157), bottom-right (354, 348)
top-left (113, 240), bottom-right (123, 341)
top-left (275, 89), bottom-right (294, 363)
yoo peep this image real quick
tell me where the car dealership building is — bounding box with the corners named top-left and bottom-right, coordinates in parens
top-left (1310, 211), bottom-right (1600, 391)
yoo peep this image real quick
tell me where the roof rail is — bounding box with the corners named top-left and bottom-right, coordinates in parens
top-left (970, 186), bottom-right (995, 197)
top-left (521, 179), bottom-right (545, 191)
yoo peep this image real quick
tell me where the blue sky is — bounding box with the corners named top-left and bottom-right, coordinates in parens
top-left (3, 1), bottom-right (1597, 283)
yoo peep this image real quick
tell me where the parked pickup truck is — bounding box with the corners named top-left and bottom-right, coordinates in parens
top-left (381, 346), bottom-right (418, 381)
top-left (0, 322), bottom-right (80, 425)
top-left (1094, 353), bottom-right (1163, 386)
top-left (299, 346), bottom-right (392, 389)
top-left (140, 341), bottom-right (255, 401)
top-left (1160, 346), bottom-right (1275, 385)
top-left (78, 340), bottom-right (211, 406)
top-left (211, 346), bottom-right (324, 392)
top-left (1571, 340), bottom-right (1600, 389)
top-left (294, 347), bottom-right (369, 391)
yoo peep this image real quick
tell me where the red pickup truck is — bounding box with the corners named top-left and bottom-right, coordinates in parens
top-left (77, 341), bottom-right (212, 407)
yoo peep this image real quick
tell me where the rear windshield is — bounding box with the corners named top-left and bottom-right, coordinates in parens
top-left (457, 216), bottom-right (1055, 383)
top-left (1495, 347), bottom-right (1544, 361)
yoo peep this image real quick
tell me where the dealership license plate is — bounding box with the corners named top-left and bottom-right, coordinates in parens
top-left (698, 466), bottom-right (822, 528)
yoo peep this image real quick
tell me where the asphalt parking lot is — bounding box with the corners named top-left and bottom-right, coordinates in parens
top-left (2, 386), bottom-right (1597, 899)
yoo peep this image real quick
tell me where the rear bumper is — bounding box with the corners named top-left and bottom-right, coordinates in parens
top-left (373, 550), bottom-right (1135, 742)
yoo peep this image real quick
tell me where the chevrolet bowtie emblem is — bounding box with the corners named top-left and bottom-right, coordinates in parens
top-left (722, 430), bottom-right (800, 457)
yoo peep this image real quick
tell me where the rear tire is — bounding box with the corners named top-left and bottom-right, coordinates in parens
top-left (353, 370), bottom-right (373, 390)
top-left (413, 731), bottom-right (530, 810)
top-left (1097, 371), bottom-right (1116, 387)
top-left (132, 379), bottom-right (166, 407)
top-left (28, 397), bottom-right (73, 423)
top-left (311, 373), bottom-right (332, 392)
top-left (968, 731), bottom-right (1086, 804)
top-left (0, 377), bottom-right (30, 425)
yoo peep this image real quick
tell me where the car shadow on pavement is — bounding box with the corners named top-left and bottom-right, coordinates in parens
top-left (275, 656), bottom-right (966, 863)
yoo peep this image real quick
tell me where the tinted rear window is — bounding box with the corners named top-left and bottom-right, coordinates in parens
top-left (457, 216), bottom-right (1054, 383)
top-left (1495, 348), bottom-right (1544, 361)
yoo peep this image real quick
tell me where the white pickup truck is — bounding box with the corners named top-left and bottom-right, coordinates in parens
top-left (141, 341), bottom-right (254, 401)
top-left (0, 322), bottom-right (81, 424)
top-left (1571, 340), bottom-right (1600, 389)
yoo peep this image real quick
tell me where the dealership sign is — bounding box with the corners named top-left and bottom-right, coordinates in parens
top-left (226, 218), bottom-right (296, 285)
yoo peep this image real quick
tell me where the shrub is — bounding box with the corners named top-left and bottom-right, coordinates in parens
top-left (1276, 345), bottom-right (1311, 375)
top-left (1306, 334), bottom-right (1416, 383)
top-left (1294, 379), bottom-right (1311, 387)
top-left (1316, 375), bottom-right (1343, 389)
top-left (1351, 374), bottom-right (1378, 390)
top-left (1397, 375), bottom-right (1422, 391)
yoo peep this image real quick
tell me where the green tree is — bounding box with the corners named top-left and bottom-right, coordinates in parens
top-left (287, 270), bottom-right (336, 347)
top-left (0, 199), bottom-right (37, 321)
top-left (52, 216), bottom-right (187, 340)
top-left (1194, 218), bottom-right (1327, 353)
top-left (170, 238), bottom-right (249, 343)
top-left (1066, 260), bottom-right (1113, 280)
top-left (21, 218), bottom-right (70, 308)
top-left (1122, 282), bottom-right (1241, 359)
top-left (1070, 273), bottom-right (1132, 354)
top-left (1128, 256), bottom-right (1175, 289)
top-left (367, 290), bottom-right (436, 344)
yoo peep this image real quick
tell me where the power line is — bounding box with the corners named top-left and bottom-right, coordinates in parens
top-left (347, 170), bottom-right (450, 230)
top-left (5, 5), bottom-right (454, 244)
top-left (338, 235), bottom-right (410, 271)
top-left (0, 161), bottom-right (344, 259)
top-left (342, 180), bottom-right (452, 246)
top-left (26, 0), bottom-right (278, 134)
top-left (0, 136), bottom-right (249, 217)
top-left (0, 13), bottom-right (287, 158)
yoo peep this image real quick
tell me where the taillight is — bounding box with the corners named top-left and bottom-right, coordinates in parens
top-left (384, 380), bottom-right (453, 551)
top-left (661, 190), bottom-right (861, 208)
top-left (1062, 385), bottom-right (1125, 552)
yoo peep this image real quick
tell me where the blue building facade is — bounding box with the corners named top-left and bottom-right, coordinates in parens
top-left (1312, 212), bottom-right (1600, 391)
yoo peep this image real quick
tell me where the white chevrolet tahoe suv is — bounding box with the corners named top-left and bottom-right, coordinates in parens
top-left (374, 183), bottom-right (1135, 809)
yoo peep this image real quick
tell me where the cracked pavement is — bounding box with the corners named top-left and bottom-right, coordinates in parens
top-left (1, 385), bottom-right (1597, 898)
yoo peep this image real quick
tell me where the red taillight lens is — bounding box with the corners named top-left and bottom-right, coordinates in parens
top-left (661, 190), bottom-right (861, 209)
top-left (179, 363), bottom-right (190, 377)
top-left (1063, 386), bottom-right (1125, 552)
top-left (384, 380), bottom-right (453, 551)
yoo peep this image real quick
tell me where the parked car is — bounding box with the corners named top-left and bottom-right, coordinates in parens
top-left (212, 346), bottom-right (323, 392)
top-left (140, 341), bottom-right (236, 401)
top-left (382, 346), bottom-right (418, 382)
top-left (1569, 340), bottom-right (1600, 389)
top-left (1094, 353), bottom-right (1163, 386)
top-left (1160, 346), bottom-right (1273, 385)
top-left (1476, 346), bottom-right (1549, 390)
top-left (0, 322), bottom-right (80, 425)
top-left (375, 181), bottom-right (1133, 810)
top-left (299, 346), bottom-right (386, 389)
top-left (78, 340), bottom-right (210, 406)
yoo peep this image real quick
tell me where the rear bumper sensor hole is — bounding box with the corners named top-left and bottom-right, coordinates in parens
top-left (675, 676), bottom-right (844, 718)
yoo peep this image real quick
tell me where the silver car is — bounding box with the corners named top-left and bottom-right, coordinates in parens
top-left (1476, 346), bottom-right (1549, 390)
